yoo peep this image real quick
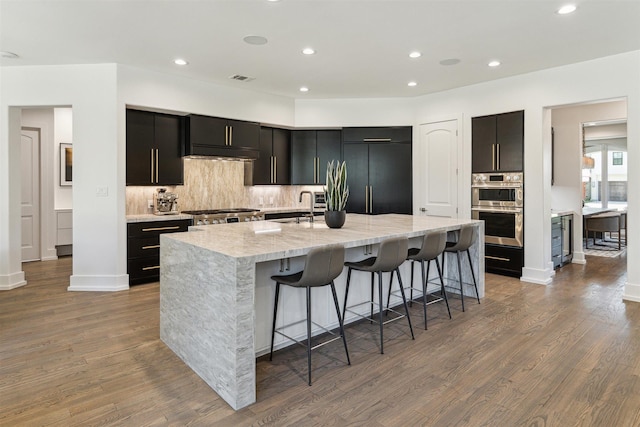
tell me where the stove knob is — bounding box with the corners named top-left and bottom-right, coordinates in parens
top-left (513, 175), bottom-right (520, 181)
top-left (506, 175), bottom-right (511, 181)
top-left (204, 219), bottom-right (210, 225)
top-left (197, 220), bottom-right (203, 225)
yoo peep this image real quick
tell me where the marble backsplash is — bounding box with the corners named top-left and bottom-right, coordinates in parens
top-left (126, 158), bottom-right (323, 215)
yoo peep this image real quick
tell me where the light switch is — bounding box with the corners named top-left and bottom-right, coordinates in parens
top-left (96, 187), bottom-right (109, 197)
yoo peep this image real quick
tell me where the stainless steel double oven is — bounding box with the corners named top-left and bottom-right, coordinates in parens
top-left (471, 172), bottom-right (523, 247)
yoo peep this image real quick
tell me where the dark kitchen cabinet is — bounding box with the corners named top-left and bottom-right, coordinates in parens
top-left (126, 109), bottom-right (184, 186)
top-left (186, 114), bottom-right (260, 157)
top-left (343, 142), bottom-right (412, 214)
top-left (342, 126), bottom-right (412, 143)
top-left (127, 219), bottom-right (190, 285)
top-left (291, 129), bottom-right (342, 185)
top-left (485, 244), bottom-right (524, 278)
top-left (472, 110), bottom-right (524, 173)
top-left (252, 127), bottom-right (290, 185)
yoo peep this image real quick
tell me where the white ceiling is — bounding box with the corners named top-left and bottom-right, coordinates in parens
top-left (2, 0), bottom-right (639, 99)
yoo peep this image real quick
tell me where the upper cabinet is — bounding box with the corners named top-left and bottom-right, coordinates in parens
top-left (472, 110), bottom-right (524, 173)
top-left (342, 126), bottom-right (412, 143)
top-left (291, 130), bottom-right (342, 185)
top-left (126, 109), bottom-right (184, 186)
top-left (186, 114), bottom-right (260, 158)
top-left (252, 127), bottom-right (291, 185)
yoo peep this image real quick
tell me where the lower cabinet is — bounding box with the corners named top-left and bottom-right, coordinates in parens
top-left (552, 214), bottom-right (573, 269)
top-left (485, 244), bottom-right (524, 277)
top-left (127, 219), bottom-right (190, 285)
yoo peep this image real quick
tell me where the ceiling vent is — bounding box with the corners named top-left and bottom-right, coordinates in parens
top-left (229, 74), bottom-right (255, 82)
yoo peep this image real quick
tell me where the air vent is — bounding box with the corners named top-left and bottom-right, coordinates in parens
top-left (229, 74), bottom-right (255, 82)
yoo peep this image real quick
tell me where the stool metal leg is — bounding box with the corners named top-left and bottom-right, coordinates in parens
top-left (456, 251), bottom-right (465, 312)
top-left (421, 259), bottom-right (428, 330)
top-left (371, 272), bottom-right (375, 322)
top-left (269, 282), bottom-right (281, 361)
top-left (466, 249), bottom-right (480, 304)
top-left (330, 282), bottom-right (351, 365)
top-left (378, 271), bottom-right (385, 354)
top-left (396, 268), bottom-right (415, 339)
top-left (435, 257), bottom-right (452, 319)
top-left (306, 286), bottom-right (312, 386)
top-left (342, 267), bottom-right (352, 321)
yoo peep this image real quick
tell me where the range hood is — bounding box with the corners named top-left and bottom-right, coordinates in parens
top-left (184, 144), bottom-right (259, 160)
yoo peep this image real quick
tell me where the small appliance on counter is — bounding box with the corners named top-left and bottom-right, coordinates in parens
top-left (154, 188), bottom-right (179, 215)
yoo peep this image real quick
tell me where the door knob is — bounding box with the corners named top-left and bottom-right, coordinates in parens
top-left (420, 208), bottom-right (427, 212)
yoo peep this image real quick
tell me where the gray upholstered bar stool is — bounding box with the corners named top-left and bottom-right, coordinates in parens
top-left (342, 236), bottom-right (414, 354)
top-left (269, 244), bottom-right (350, 386)
top-left (443, 225), bottom-right (480, 312)
top-left (388, 231), bottom-right (452, 329)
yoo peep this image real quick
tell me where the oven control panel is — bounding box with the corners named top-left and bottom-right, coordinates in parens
top-left (473, 172), bottom-right (523, 185)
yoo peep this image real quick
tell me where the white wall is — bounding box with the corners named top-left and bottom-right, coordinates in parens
top-left (54, 107), bottom-right (73, 209)
top-left (295, 51), bottom-right (640, 299)
top-left (294, 97), bottom-right (415, 127)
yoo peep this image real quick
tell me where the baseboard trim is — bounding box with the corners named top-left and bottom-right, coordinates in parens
top-left (0, 271), bottom-right (27, 290)
top-left (68, 274), bottom-right (129, 292)
top-left (623, 281), bottom-right (640, 303)
top-left (520, 266), bottom-right (553, 285)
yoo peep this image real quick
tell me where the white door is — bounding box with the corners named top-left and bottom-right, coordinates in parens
top-left (415, 120), bottom-right (459, 218)
top-left (21, 128), bottom-right (41, 262)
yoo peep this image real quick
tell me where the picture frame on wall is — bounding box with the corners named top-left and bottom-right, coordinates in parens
top-left (60, 143), bottom-right (72, 186)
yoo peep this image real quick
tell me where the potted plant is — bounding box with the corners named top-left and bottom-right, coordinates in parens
top-left (324, 160), bottom-right (349, 228)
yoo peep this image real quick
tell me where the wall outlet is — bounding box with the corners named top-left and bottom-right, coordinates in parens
top-left (259, 197), bottom-right (264, 206)
top-left (96, 187), bottom-right (109, 197)
top-left (269, 196), bottom-right (274, 205)
top-left (147, 199), bottom-right (154, 209)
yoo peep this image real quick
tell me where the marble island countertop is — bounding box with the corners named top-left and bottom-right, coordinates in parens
top-left (551, 209), bottom-right (576, 218)
top-left (166, 214), bottom-right (483, 262)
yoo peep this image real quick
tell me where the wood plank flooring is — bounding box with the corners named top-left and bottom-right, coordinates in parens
top-left (1, 254), bottom-right (638, 426)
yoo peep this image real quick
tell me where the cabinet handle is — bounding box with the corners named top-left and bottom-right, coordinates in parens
top-left (229, 125), bottom-right (233, 146)
top-left (369, 185), bottom-right (373, 213)
top-left (492, 144), bottom-right (496, 171)
top-left (317, 157), bottom-right (321, 183)
top-left (274, 156), bottom-right (277, 183)
top-left (141, 226), bottom-right (181, 232)
top-left (496, 143), bottom-right (500, 170)
top-left (486, 255), bottom-right (510, 262)
top-left (313, 158), bottom-right (317, 184)
top-left (142, 265), bottom-right (161, 271)
top-left (365, 187), bottom-right (369, 214)
top-left (155, 148), bottom-right (159, 183)
top-left (225, 126), bottom-right (229, 146)
top-left (363, 138), bottom-right (391, 142)
top-left (150, 149), bottom-right (155, 183)
top-left (142, 244), bottom-right (161, 250)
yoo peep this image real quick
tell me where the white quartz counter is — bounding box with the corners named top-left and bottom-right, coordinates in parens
top-left (126, 213), bottom-right (193, 223)
top-left (160, 213), bottom-right (483, 410)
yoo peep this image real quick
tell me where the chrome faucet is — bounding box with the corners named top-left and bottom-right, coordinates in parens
top-left (299, 191), bottom-right (314, 222)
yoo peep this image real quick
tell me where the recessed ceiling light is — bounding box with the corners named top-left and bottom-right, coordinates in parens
top-left (0, 51), bottom-right (19, 59)
top-left (174, 58), bottom-right (188, 66)
top-left (267, 0), bottom-right (281, 2)
top-left (488, 60), bottom-right (501, 67)
top-left (302, 48), bottom-right (315, 55)
top-left (243, 35), bottom-right (268, 45)
top-left (557, 4), bottom-right (577, 14)
top-left (439, 58), bottom-right (461, 66)
top-left (408, 81), bottom-right (417, 87)
top-left (299, 87), bottom-right (309, 92)
top-left (409, 51), bottom-right (421, 59)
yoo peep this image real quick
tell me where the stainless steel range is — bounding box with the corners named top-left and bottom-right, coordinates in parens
top-left (183, 208), bottom-right (264, 225)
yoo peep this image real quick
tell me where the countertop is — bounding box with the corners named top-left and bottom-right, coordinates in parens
top-left (163, 213), bottom-right (483, 263)
top-left (551, 209), bottom-right (576, 218)
top-left (126, 213), bottom-right (193, 223)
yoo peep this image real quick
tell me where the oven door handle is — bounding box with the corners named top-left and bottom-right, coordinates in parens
top-left (472, 207), bottom-right (523, 213)
top-left (471, 184), bottom-right (523, 189)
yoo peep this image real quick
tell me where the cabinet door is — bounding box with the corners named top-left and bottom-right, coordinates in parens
top-left (253, 127), bottom-right (274, 185)
top-left (472, 115), bottom-right (497, 173)
top-left (369, 143), bottom-right (412, 214)
top-left (272, 128), bottom-right (290, 185)
top-left (155, 113), bottom-right (184, 185)
top-left (227, 119), bottom-right (260, 150)
top-left (496, 110), bottom-right (524, 172)
top-left (188, 115), bottom-right (227, 147)
top-left (291, 130), bottom-right (317, 184)
top-left (316, 130), bottom-right (342, 185)
top-left (126, 110), bottom-right (154, 185)
top-left (343, 144), bottom-right (369, 214)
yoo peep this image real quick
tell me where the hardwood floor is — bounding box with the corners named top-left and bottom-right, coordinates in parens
top-left (1, 254), bottom-right (638, 426)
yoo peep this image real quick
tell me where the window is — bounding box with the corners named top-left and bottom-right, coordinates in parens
top-left (613, 152), bottom-right (623, 166)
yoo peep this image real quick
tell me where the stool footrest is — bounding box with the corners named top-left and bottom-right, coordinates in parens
top-left (274, 320), bottom-right (343, 351)
top-left (344, 303), bottom-right (407, 325)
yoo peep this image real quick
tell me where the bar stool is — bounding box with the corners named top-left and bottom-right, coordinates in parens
top-left (269, 244), bottom-right (350, 386)
top-left (342, 237), bottom-right (414, 354)
top-left (443, 225), bottom-right (480, 312)
top-left (387, 231), bottom-right (451, 329)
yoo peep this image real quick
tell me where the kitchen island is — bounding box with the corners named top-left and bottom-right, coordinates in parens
top-left (159, 214), bottom-right (484, 409)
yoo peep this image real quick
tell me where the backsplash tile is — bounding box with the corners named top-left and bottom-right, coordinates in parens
top-left (126, 158), bottom-right (323, 215)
